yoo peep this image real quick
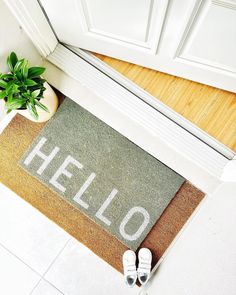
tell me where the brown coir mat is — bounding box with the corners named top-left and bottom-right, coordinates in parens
top-left (0, 114), bottom-right (204, 273)
top-left (19, 98), bottom-right (185, 251)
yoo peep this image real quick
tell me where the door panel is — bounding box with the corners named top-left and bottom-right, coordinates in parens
top-left (81, 0), bottom-right (152, 43)
top-left (176, 0), bottom-right (236, 74)
top-left (40, 0), bottom-right (236, 92)
top-left (40, 0), bottom-right (168, 54)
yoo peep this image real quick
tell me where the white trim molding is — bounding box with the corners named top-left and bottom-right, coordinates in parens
top-left (3, 0), bottom-right (57, 57)
top-left (221, 155), bottom-right (236, 182)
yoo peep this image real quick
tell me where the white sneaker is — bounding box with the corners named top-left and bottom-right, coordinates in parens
top-left (122, 250), bottom-right (137, 287)
top-left (137, 248), bottom-right (152, 285)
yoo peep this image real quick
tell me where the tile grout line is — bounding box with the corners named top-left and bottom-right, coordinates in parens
top-left (29, 237), bottom-right (72, 295)
top-left (29, 277), bottom-right (65, 295)
top-left (42, 237), bottom-right (72, 277)
top-left (42, 279), bottom-right (65, 295)
top-left (29, 279), bottom-right (43, 295)
top-left (0, 235), bottom-right (70, 295)
top-left (0, 242), bottom-right (42, 278)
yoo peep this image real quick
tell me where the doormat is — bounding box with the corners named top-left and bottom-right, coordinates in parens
top-left (19, 98), bottom-right (184, 250)
top-left (0, 110), bottom-right (204, 273)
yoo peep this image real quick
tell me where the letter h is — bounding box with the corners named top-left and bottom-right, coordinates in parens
top-left (23, 137), bottom-right (59, 175)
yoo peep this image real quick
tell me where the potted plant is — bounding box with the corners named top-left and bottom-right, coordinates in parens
top-left (0, 52), bottom-right (58, 122)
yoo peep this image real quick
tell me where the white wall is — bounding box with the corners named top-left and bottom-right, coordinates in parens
top-left (0, 0), bottom-right (42, 120)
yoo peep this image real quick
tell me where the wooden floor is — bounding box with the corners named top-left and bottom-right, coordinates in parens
top-left (94, 53), bottom-right (236, 152)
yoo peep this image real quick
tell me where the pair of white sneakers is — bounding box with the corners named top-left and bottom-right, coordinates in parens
top-left (122, 248), bottom-right (152, 288)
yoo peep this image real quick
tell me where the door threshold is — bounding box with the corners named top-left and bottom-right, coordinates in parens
top-left (68, 45), bottom-right (235, 160)
top-left (41, 43), bottom-right (231, 194)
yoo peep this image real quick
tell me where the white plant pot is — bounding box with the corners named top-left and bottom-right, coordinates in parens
top-left (17, 82), bottom-right (59, 123)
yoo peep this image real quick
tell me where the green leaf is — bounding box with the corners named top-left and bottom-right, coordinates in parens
top-left (0, 90), bottom-right (6, 99)
top-left (5, 98), bottom-right (26, 110)
top-left (22, 92), bottom-right (30, 99)
top-left (21, 60), bottom-right (28, 78)
top-left (5, 81), bottom-right (15, 94)
top-left (7, 92), bottom-right (13, 102)
top-left (25, 79), bottom-right (37, 86)
top-left (11, 83), bottom-right (20, 93)
top-left (1, 74), bottom-right (14, 80)
top-left (7, 56), bottom-right (14, 72)
top-left (15, 71), bottom-right (23, 81)
top-left (9, 52), bottom-right (18, 68)
top-left (14, 59), bottom-right (25, 72)
top-left (0, 79), bottom-right (7, 89)
top-left (33, 77), bottom-right (46, 83)
top-left (27, 101), bottom-right (38, 120)
top-left (32, 89), bottom-right (40, 98)
top-left (35, 100), bottom-right (49, 113)
top-left (28, 67), bottom-right (45, 78)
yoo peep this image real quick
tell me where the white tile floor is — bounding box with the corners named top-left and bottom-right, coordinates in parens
top-left (0, 184), bottom-right (70, 275)
top-left (0, 183), bottom-right (140, 295)
top-left (31, 280), bottom-right (63, 295)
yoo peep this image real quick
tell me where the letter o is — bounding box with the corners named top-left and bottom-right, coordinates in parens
top-left (119, 206), bottom-right (150, 241)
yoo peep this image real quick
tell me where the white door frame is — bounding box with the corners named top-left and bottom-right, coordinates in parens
top-left (4, 0), bottom-right (235, 195)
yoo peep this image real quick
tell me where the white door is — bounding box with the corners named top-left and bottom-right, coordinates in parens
top-left (39, 0), bottom-right (236, 92)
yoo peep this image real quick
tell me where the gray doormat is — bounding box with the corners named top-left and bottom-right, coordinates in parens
top-left (20, 98), bottom-right (184, 250)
